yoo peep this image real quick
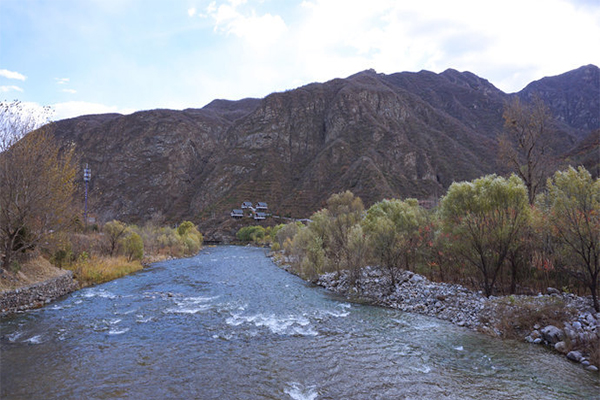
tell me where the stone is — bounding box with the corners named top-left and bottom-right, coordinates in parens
top-left (525, 335), bottom-right (534, 343)
top-left (585, 313), bottom-right (596, 326)
top-left (541, 325), bottom-right (565, 345)
top-left (533, 338), bottom-right (543, 344)
top-left (547, 287), bottom-right (560, 295)
top-left (572, 321), bottom-right (582, 331)
top-left (585, 365), bottom-right (598, 372)
top-left (566, 350), bottom-right (583, 363)
top-left (554, 341), bottom-right (568, 353)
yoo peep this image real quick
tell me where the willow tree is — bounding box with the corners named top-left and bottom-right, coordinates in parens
top-left (439, 174), bottom-right (531, 296)
top-left (500, 96), bottom-right (554, 205)
top-left (362, 198), bottom-right (425, 286)
top-left (320, 191), bottom-right (364, 274)
top-left (539, 167), bottom-right (599, 311)
top-left (289, 191), bottom-right (364, 278)
top-left (0, 101), bottom-right (77, 271)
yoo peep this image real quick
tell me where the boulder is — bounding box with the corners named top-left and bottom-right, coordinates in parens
top-left (547, 287), bottom-right (560, 295)
top-left (554, 341), bottom-right (568, 353)
top-left (541, 325), bottom-right (565, 345)
top-left (566, 350), bottom-right (583, 363)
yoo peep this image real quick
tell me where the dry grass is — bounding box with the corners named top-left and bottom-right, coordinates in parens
top-left (66, 255), bottom-right (143, 287)
top-left (492, 295), bottom-right (576, 340)
top-left (0, 257), bottom-right (66, 292)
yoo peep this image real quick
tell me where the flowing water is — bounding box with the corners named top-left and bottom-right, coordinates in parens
top-left (1, 246), bottom-right (598, 399)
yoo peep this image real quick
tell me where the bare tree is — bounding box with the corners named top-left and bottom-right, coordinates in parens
top-left (500, 95), bottom-right (554, 205)
top-left (0, 101), bottom-right (77, 271)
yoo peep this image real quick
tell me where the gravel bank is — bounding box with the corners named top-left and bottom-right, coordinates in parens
top-left (273, 254), bottom-right (599, 373)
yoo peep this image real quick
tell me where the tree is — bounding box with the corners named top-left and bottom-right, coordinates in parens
top-left (122, 231), bottom-right (144, 261)
top-left (500, 95), bottom-right (554, 205)
top-left (539, 167), bottom-right (599, 311)
top-left (362, 199), bottom-right (425, 286)
top-left (321, 191), bottom-right (364, 273)
top-left (439, 174), bottom-right (531, 296)
top-left (288, 191), bottom-right (364, 279)
top-left (0, 101), bottom-right (77, 271)
top-left (103, 220), bottom-right (128, 256)
top-left (177, 220), bottom-right (195, 236)
top-left (177, 221), bottom-right (203, 255)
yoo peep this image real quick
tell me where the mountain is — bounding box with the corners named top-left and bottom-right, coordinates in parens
top-left (50, 65), bottom-right (599, 240)
top-left (518, 64), bottom-right (599, 133)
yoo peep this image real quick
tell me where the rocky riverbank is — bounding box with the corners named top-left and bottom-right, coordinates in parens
top-left (273, 254), bottom-right (599, 373)
top-left (0, 270), bottom-right (79, 316)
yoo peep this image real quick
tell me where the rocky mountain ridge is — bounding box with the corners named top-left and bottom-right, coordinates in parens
top-left (50, 65), bottom-right (600, 239)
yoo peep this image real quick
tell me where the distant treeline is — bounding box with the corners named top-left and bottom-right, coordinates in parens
top-left (240, 167), bottom-right (599, 311)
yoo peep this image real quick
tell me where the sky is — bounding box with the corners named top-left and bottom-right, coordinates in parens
top-left (1, 0), bottom-right (599, 121)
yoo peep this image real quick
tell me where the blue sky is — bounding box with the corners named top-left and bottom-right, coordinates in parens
top-left (1, 0), bottom-right (599, 121)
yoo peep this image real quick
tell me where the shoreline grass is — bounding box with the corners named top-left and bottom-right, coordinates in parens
top-left (66, 255), bottom-right (143, 287)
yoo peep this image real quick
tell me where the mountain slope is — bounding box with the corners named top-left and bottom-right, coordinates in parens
top-left (50, 65), bottom-right (599, 239)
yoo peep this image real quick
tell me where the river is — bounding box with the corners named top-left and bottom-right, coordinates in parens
top-left (1, 246), bottom-right (598, 399)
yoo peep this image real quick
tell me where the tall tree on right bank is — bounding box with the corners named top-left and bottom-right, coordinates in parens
top-left (439, 174), bottom-right (531, 297)
top-left (499, 95), bottom-right (555, 205)
top-left (538, 166), bottom-right (600, 312)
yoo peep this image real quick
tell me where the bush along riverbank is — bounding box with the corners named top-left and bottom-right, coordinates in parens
top-left (273, 253), bottom-right (599, 373)
top-left (0, 220), bottom-right (204, 316)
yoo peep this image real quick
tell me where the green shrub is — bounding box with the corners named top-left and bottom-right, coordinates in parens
top-left (236, 226), bottom-right (266, 242)
top-left (122, 231), bottom-right (144, 261)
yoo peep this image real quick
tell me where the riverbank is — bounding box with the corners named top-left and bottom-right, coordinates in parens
top-left (272, 252), bottom-right (600, 374)
top-left (0, 254), bottom-right (173, 317)
top-left (0, 258), bottom-right (79, 316)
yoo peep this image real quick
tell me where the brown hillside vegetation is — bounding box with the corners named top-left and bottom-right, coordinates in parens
top-left (49, 65), bottom-right (599, 240)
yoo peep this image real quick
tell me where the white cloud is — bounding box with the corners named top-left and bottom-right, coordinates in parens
top-left (206, 0), bottom-right (288, 51)
top-left (0, 85), bottom-right (24, 93)
top-left (187, 7), bottom-right (196, 17)
top-left (283, 0), bottom-right (600, 92)
top-left (62, 88), bottom-right (77, 94)
top-left (55, 78), bottom-right (70, 84)
top-left (0, 69), bottom-right (27, 81)
top-left (51, 101), bottom-right (135, 121)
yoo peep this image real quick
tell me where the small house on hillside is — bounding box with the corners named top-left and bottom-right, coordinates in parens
top-left (256, 202), bottom-right (268, 210)
top-left (241, 201), bottom-right (253, 209)
top-left (254, 212), bottom-right (267, 220)
top-left (231, 209), bottom-right (244, 218)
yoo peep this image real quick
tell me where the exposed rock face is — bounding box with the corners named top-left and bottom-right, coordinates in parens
top-left (50, 65), bottom-right (599, 238)
top-left (519, 64), bottom-right (600, 133)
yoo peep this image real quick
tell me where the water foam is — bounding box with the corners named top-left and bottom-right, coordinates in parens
top-left (165, 295), bottom-right (218, 314)
top-left (284, 382), bottom-right (318, 400)
top-left (7, 331), bottom-right (24, 342)
top-left (24, 335), bottom-right (43, 344)
top-left (226, 313), bottom-right (318, 336)
top-left (108, 327), bottom-right (130, 335)
top-left (80, 288), bottom-right (117, 300)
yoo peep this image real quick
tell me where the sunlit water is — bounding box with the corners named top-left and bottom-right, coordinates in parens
top-left (1, 246), bottom-right (598, 399)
